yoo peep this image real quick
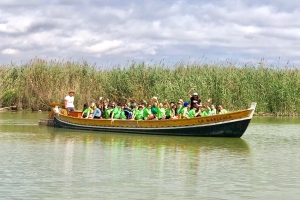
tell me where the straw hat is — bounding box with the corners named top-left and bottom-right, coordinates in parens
top-left (68, 90), bottom-right (75, 94)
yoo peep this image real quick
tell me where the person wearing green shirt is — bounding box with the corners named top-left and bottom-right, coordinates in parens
top-left (188, 106), bottom-right (201, 118)
top-left (157, 103), bottom-right (166, 120)
top-left (201, 106), bottom-right (211, 117)
top-left (218, 105), bottom-right (227, 114)
top-left (176, 101), bottom-right (184, 118)
top-left (135, 105), bottom-right (144, 120)
top-left (119, 105), bottom-right (127, 119)
top-left (182, 102), bottom-right (190, 118)
top-left (143, 104), bottom-right (154, 120)
top-left (105, 104), bottom-right (113, 119)
top-left (81, 103), bottom-right (91, 118)
top-left (111, 103), bottom-right (122, 119)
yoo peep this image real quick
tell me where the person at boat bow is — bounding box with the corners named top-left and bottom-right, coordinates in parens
top-left (65, 90), bottom-right (75, 114)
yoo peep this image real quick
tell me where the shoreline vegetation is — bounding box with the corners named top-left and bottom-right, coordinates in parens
top-left (1, 58), bottom-right (300, 116)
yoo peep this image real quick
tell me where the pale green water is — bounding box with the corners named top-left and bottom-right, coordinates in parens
top-left (0, 112), bottom-right (300, 200)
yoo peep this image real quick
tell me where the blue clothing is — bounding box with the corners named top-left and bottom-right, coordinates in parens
top-left (92, 108), bottom-right (101, 118)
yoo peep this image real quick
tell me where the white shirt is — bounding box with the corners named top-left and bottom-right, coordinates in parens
top-left (65, 95), bottom-right (74, 108)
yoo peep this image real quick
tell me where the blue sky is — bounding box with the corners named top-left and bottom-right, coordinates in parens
top-left (0, 0), bottom-right (299, 67)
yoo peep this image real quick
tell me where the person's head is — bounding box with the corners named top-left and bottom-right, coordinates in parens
top-left (83, 103), bottom-right (89, 109)
top-left (170, 102), bottom-right (175, 107)
top-left (138, 105), bottom-right (143, 110)
top-left (201, 106), bottom-right (206, 111)
top-left (131, 105), bottom-right (136, 110)
top-left (163, 103), bottom-right (168, 108)
top-left (90, 102), bottom-right (95, 108)
top-left (68, 90), bottom-right (75, 96)
top-left (218, 105), bottom-right (223, 111)
top-left (159, 102), bottom-right (163, 108)
top-left (177, 101), bottom-right (182, 107)
top-left (211, 104), bottom-right (215, 109)
top-left (147, 104), bottom-right (152, 109)
top-left (193, 92), bottom-right (198, 99)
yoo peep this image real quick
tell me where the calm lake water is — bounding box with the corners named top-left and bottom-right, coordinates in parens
top-left (0, 112), bottom-right (299, 200)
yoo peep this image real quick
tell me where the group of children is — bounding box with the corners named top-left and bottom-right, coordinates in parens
top-left (81, 94), bottom-right (227, 120)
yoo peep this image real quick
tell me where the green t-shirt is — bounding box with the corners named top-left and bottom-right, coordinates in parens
top-left (143, 108), bottom-right (151, 118)
top-left (157, 108), bottom-right (165, 119)
top-left (188, 109), bottom-right (196, 118)
top-left (177, 106), bottom-right (184, 115)
top-left (201, 108), bottom-right (211, 116)
top-left (120, 111), bottom-right (126, 119)
top-left (105, 108), bottom-right (112, 119)
top-left (165, 108), bottom-right (172, 117)
top-left (83, 107), bottom-right (91, 114)
top-left (112, 107), bottom-right (121, 119)
top-left (135, 109), bottom-right (143, 120)
top-left (151, 105), bottom-right (158, 115)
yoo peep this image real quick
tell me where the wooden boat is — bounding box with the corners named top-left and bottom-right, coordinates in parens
top-left (50, 102), bottom-right (257, 137)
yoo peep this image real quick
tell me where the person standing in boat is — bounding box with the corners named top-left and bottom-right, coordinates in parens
top-left (64, 90), bottom-right (75, 114)
top-left (187, 86), bottom-right (201, 109)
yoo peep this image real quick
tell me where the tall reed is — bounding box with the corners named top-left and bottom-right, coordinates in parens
top-left (0, 58), bottom-right (299, 115)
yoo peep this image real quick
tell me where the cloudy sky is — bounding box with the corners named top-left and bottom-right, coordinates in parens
top-left (0, 0), bottom-right (299, 67)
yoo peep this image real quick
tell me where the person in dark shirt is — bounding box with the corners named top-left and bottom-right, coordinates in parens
top-left (187, 86), bottom-right (201, 109)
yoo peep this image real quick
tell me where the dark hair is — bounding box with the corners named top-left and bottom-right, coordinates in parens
top-left (82, 103), bottom-right (89, 111)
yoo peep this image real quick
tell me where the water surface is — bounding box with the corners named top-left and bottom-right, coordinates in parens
top-left (0, 112), bottom-right (299, 199)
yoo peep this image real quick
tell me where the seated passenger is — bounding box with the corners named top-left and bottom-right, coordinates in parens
top-left (123, 104), bottom-right (133, 119)
top-left (119, 104), bottom-right (127, 119)
top-left (188, 105), bottom-right (201, 118)
top-left (82, 103), bottom-right (91, 118)
top-left (218, 105), bottom-right (228, 114)
top-left (201, 106), bottom-right (211, 116)
top-left (92, 103), bottom-right (102, 119)
top-left (135, 105), bottom-right (144, 120)
top-left (143, 104), bottom-right (154, 120)
top-left (210, 104), bottom-right (217, 115)
top-left (157, 102), bottom-right (166, 120)
top-left (111, 103), bottom-right (122, 119)
top-left (182, 102), bottom-right (190, 118)
top-left (105, 104), bottom-right (113, 119)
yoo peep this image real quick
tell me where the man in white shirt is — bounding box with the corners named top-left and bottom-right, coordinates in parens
top-left (65, 90), bottom-right (75, 114)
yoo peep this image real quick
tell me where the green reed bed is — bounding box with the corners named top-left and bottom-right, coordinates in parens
top-left (0, 58), bottom-right (299, 115)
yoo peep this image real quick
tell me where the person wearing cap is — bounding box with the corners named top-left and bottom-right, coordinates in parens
top-left (176, 101), bottom-right (184, 118)
top-left (187, 87), bottom-right (201, 110)
top-left (182, 102), bottom-right (190, 118)
top-left (65, 90), bottom-right (75, 114)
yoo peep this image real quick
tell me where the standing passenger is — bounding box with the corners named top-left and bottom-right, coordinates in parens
top-left (64, 90), bottom-right (75, 114)
top-left (187, 86), bottom-right (201, 109)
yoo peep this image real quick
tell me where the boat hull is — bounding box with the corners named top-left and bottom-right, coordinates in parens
top-left (52, 102), bottom-right (256, 138)
top-left (54, 116), bottom-right (251, 137)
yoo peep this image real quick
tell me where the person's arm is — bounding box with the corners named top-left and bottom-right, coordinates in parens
top-left (187, 86), bottom-right (195, 98)
top-left (64, 96), bottom-right (68, 108)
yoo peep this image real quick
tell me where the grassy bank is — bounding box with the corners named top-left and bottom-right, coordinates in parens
top-left (0, 58), bottom-right (299, 115)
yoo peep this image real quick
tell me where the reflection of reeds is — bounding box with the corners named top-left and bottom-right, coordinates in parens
top-left (51, 130), bottom-right (250, 154)
top-left (1, 58), bottom-right (300, 114)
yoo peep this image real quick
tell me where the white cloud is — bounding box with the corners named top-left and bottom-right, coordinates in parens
top-left (0, 0), bottom-right (299, 66)
top-left (1, 48), bottom-right (19, 55)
